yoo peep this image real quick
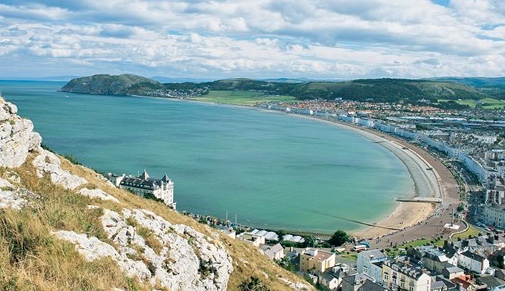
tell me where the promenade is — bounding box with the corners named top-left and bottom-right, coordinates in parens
top-left (293, 115), bottom-right (462, 244)
top-left (344, 123), bottom-right (462, 245)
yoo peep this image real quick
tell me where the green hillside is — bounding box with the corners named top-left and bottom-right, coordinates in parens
top-left (61, 74), bottom-right (501, 106)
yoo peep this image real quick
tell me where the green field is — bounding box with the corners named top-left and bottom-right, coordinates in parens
top-left (190, 90), bottom-right (296, 106)
top-left (439, 98), bottom-right (505, 109)
top-left (451, 224), bottom-right (481, 240)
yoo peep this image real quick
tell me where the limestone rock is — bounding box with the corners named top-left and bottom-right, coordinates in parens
top-left (0, 98), bottom-right (42, 168)
top-left (32, 150), bottom-right (87, 190)
top-left (79, 188), bottom-right (119, 203)
top-left (0, 177), bottom-right (24, 209)
top-left (53, 230), bottom-right (120, 262)
top-left (0, 177), bottom-right (40, 210)
top-left (278, 276), bottom-right (312, 290)
top-left (101, 208), bottom-right (233, 290)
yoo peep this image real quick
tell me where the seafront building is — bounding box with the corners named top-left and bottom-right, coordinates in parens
top-left (107, 170), bottom-right (176, 209)
top-left (357, 249), bottom-right (388, 284)
top-left (299, 248), bottom-right (336, 274)
top-left (382, 260), bottom-right (431, 291)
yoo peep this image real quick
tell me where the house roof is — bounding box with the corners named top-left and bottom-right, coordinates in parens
top-left (445, 266), bottom-right (464, 274)
top-left (423, 247), bottom-right (448, 262)
top-left (119, 171), bottom-right (172, 191)
top-left (269, 243), bottom-right (283, 253)
top-left (120, 176), bottom-right (161, 190)
top-left (451, 275), bottom-right (473, 289)
top-left (495, 269), bottom-right (505, 277)
top-left (321, 271), bottom-right (340, 283)
top-left (161, 173), bottom-right (171, 183)
top-left (139, 170), bottom-right (149, 180)
top-left (384, 260), bottom-right (427, 280)
top-left (359, 249), bottom-right (387, 261)
top-left (461, 250), bottom-right (487, 262)
top-left (264, 231), bottom-right (279, 241)
top-left (443, 243), bottom-right (457, 258)
top-left (358, 279), bottom-right (386, 291)
top-left (302, 248), bottom-right (334, 262)
top-left (478, 275), bottom-right (503, 288)
top-left (431, 280), bottom-right (446, 290)
top-left (342, 273), bottom-right (374, 286)
top-left (431, 276), bottom-right (457, 290)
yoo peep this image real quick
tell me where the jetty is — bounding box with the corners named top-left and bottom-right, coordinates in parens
top-left (395, 197), bottom-right (442, 203)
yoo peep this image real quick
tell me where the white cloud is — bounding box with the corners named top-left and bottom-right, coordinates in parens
top-left (0, 0), bottom-right (505, 79)
top-left (451, 0), bottom-right (505, 26)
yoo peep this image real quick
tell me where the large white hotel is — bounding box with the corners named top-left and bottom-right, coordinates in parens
top-left (107, 170), bottom-right (176, 209)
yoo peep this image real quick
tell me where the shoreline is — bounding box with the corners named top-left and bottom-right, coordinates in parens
top-left (276, 113), bottom-right (446, 239)
top-left (139, 95), bottom-right (456, 240)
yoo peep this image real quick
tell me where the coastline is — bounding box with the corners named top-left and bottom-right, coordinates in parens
top-left (142, 95), bottom-right (458, 240)
top-left (281, 114), bottom-right (447, 239)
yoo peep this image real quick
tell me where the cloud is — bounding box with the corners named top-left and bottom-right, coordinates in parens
top-left (0, 0), bottom-right (505, 79)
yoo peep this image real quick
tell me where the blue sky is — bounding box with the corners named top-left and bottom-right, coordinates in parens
top-left (1, 0), bottom-right (504, 80)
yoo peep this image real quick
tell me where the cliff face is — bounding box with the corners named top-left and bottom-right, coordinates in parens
top-left (60, 74), bottom-right (160, 95)
top-left (0, 101), bottom-right (41, 168)
top-left (0, 97), bottom-right (312, 290)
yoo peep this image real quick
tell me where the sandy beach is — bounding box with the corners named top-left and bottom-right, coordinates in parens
top-left (294, 115), bottom-right (461, 242)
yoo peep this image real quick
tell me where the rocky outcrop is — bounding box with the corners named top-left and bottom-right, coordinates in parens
top-left (0, 98), bottom-right (41, 168)
top-left (32, 150), bottom-right (88, 190)
top-left (0, 177), bottom-right (24, 209)
top-left (79, 188), bottom-right (119, 202)
top-left (55, 208), bottom-right (233, 291)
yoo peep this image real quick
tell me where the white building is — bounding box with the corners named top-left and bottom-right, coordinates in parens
top-left (107, 170), bottom-right (175, 209)
top-left (261, 243), bottom-right (284, 260)
top-left (382, 260), bottom-right (431, 291)
top-left (356, 249), bottom-right (388, 284)
top-left (458, 250), bottom-right (490, 274)
top-left (238, 231), bottom-right (266, 247)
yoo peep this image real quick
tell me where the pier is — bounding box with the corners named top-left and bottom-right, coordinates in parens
top-left (395, 197), bottom-right (442, 203)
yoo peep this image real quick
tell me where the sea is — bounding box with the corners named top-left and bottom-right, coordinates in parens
top-left (0, 80), bottom-right (414, 234)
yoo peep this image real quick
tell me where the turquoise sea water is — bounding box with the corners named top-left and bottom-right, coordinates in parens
top-left (0, 80), bottom-right (414, 234)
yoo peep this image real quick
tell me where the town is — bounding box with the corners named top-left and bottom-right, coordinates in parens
top-left (226, 98), bottom-right (504, 290)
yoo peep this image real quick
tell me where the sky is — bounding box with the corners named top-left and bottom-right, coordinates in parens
top-left (1, 0), bottom-right (505, 81)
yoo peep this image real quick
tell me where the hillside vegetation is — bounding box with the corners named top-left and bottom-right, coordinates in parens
top-left (61, 74), bottom-right (505, 106)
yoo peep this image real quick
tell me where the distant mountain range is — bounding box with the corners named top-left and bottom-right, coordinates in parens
top-left (60, 74), bottom-right (505, 104)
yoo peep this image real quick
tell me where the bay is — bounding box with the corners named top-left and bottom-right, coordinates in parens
top-left (0, 80), bottom-right (414, 234)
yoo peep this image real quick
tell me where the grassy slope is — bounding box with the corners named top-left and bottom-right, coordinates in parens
top-left (0, 153), bottom-right (311, 290)
top-left (190, 90), bottom-right (296, 106)
top-left (439, 97), bottom-right (505, 109)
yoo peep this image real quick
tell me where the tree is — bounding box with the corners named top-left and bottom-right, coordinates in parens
top-left (329, 230), bottom-right (349, 246)
top-left (238, 276), bottom-right (270, 291)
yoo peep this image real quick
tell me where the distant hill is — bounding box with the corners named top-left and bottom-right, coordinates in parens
top-left (60, 74), bottom-right (160, 95)
top-left (431, 77), bottom-right (505, 88)
top-left (61, 74), bottom-right (502, 103)
top-left (271, 78), bottom-right (488, 102)
top-left (430, 77), bottom-right (505, 99)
